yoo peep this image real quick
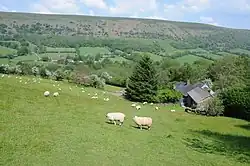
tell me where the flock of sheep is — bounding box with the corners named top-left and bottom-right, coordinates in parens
top-left (106, 112), bottom-right (153, 130)
top-left (2, 74), bottom-right (176, 131)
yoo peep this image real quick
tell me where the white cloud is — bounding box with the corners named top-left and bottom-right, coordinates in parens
top-left (89, 10), bottom-right (95, 16)
top-left (30, 0), bottom-right (80, 14)
top-left (80, 0), bottom-right (107, 9)
top-left (0, 4), bottom-right (9, 11)
top-left (199, 16), bottom-right (219, 26)
top-left (109, 0), bottom-right (158, 15)
top-left (163, 0), bottom-right (211, 20)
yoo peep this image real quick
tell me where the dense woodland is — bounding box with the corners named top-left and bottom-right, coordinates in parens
top-left (0, 11), bottom-right (249, 121)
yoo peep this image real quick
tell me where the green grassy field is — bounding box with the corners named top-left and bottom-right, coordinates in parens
top-left (175, 55), bottom-right (213, 64)
top-left (14, 55), bottom-right (39, 61)
top-left (108, 56), bottom-right (129, 62)
top-left (197, 53), bottom-right (222, 59)
top-left (0, 46), bottom-right (16, 55)
top-left (133, 51), bottom-right (163, 61)
top-left (80, 47), bottom-right (111, 56)
top-left (46, 47), bottom-right (76, 52)
top-left (0, 58), bottom-right (9, 64)
top-left (1, 75), bottom-right (250, 166)
top-left (229, 48), bottom-right (250, 55)
top-left (39, 53), bottom-right (76, 60)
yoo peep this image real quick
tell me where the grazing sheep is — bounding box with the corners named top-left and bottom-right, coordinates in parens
top-left (131, 103), bottom-right (136, 107)
top-left (104, 98), bottom-right (109, 101)
top-left (106, 112), bottom-right (126, 126)
top-left (143, 102), bottom-right (147, 105)
top-left (132, 116), bottom-right (153, 130)
top-left (136, 105), bottom-right (141, 110)
top-left (88, 93), bottom-right (91, 96)
top-left (171, 109), bottom-right (176, 112)
top-left (53, 92), bottom-right (59, 97)
top-left (44, 91), bottom-right (50, 97)
top-left (82, 90), bottom-right (85, 93)
top-left (150, 103), bottom-right (154, 105)
top-left (91, 96), bottom-right (98, 99)
top-left (155, 106), bottom-right (159, 110)
top-left (58, 88), bottom-right (62, 91)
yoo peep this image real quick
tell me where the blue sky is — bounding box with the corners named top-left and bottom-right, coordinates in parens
top-left (0, 0), bottom-right (250, 29)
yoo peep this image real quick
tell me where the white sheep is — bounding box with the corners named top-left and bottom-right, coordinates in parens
top-left (104, 98), bottom-right (109, 101)
top-left (136, 105), bottom-right (141, 110)
top-left (91, 96), bottom-right (98, 99)
top-left (155, 106), bottom-right (159, 110)
top-left (150, 103), bottom-right (154, 105)
top-left (171, 109), bottom-right (176, 112)
top-left (131, 103), bottom-right (136, 107)
top-left (132, 116), bottom-right (153, 130)
top-left (143, 102), bottom-right (147, 105)
top-left (53, 92), bottom-right (59, 97)
top-left (106, 112), bottom-right (126, 126)
top-left (44, 91), bottom-right (50, 97)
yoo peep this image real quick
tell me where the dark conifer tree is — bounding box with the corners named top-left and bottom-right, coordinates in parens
top-left (125, 54), bottom-right (158, 102)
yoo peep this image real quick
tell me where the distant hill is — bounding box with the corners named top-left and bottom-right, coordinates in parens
top-left (0, 11), bottom-right (250, 52)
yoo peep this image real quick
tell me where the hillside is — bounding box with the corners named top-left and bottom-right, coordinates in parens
top-left (1, 75), bottom-right (250, 166)
top-left (0, 11), bottom-right (250, 89)
top-left (0, 11), bottom-right (250, 52)
top-left (0, 11), bottom-right (222, 39)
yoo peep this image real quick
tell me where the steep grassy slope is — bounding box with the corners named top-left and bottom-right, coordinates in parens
top-left (0, 11), bottom-right (222, 40)
top-left (1, 11), bottom-right (249, 52)
top-left (1, 75), bottom-right (250, 166)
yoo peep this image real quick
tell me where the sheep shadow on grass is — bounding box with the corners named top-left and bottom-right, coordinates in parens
top-left (130, 125), bottom-right (151, 131)
top-left (184, 129), bottom-right (250, 164)
top-left (105, 121), bottom-right (124, 126)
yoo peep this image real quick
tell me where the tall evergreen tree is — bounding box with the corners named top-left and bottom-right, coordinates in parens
top-left (125, 54), bottom-right (158, 102)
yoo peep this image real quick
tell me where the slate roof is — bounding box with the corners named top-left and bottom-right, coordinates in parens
top-left (187, 87), bottom-right (212, 104)
top-left (175, 82), bottom-right (205, 96)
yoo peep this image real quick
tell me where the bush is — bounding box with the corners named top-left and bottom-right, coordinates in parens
top-left (99, 72), bottom-right (112, 82)
top-left (157, 88), bottom-right (182, 103)
top-left (52, 69), bottom-right (64, 81)
top-left (221, 87), bottom-right (250, 121)
top-left (203, 97), bottom-right (224, 116)
top-left (40, 67), bottom-right (52, 78)
top-left (0, 64), bottom-right (10, 74)
top-left (31, 66), bottom-right (40, 76)
top-left (88, 74), bottom-right (105, 89)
